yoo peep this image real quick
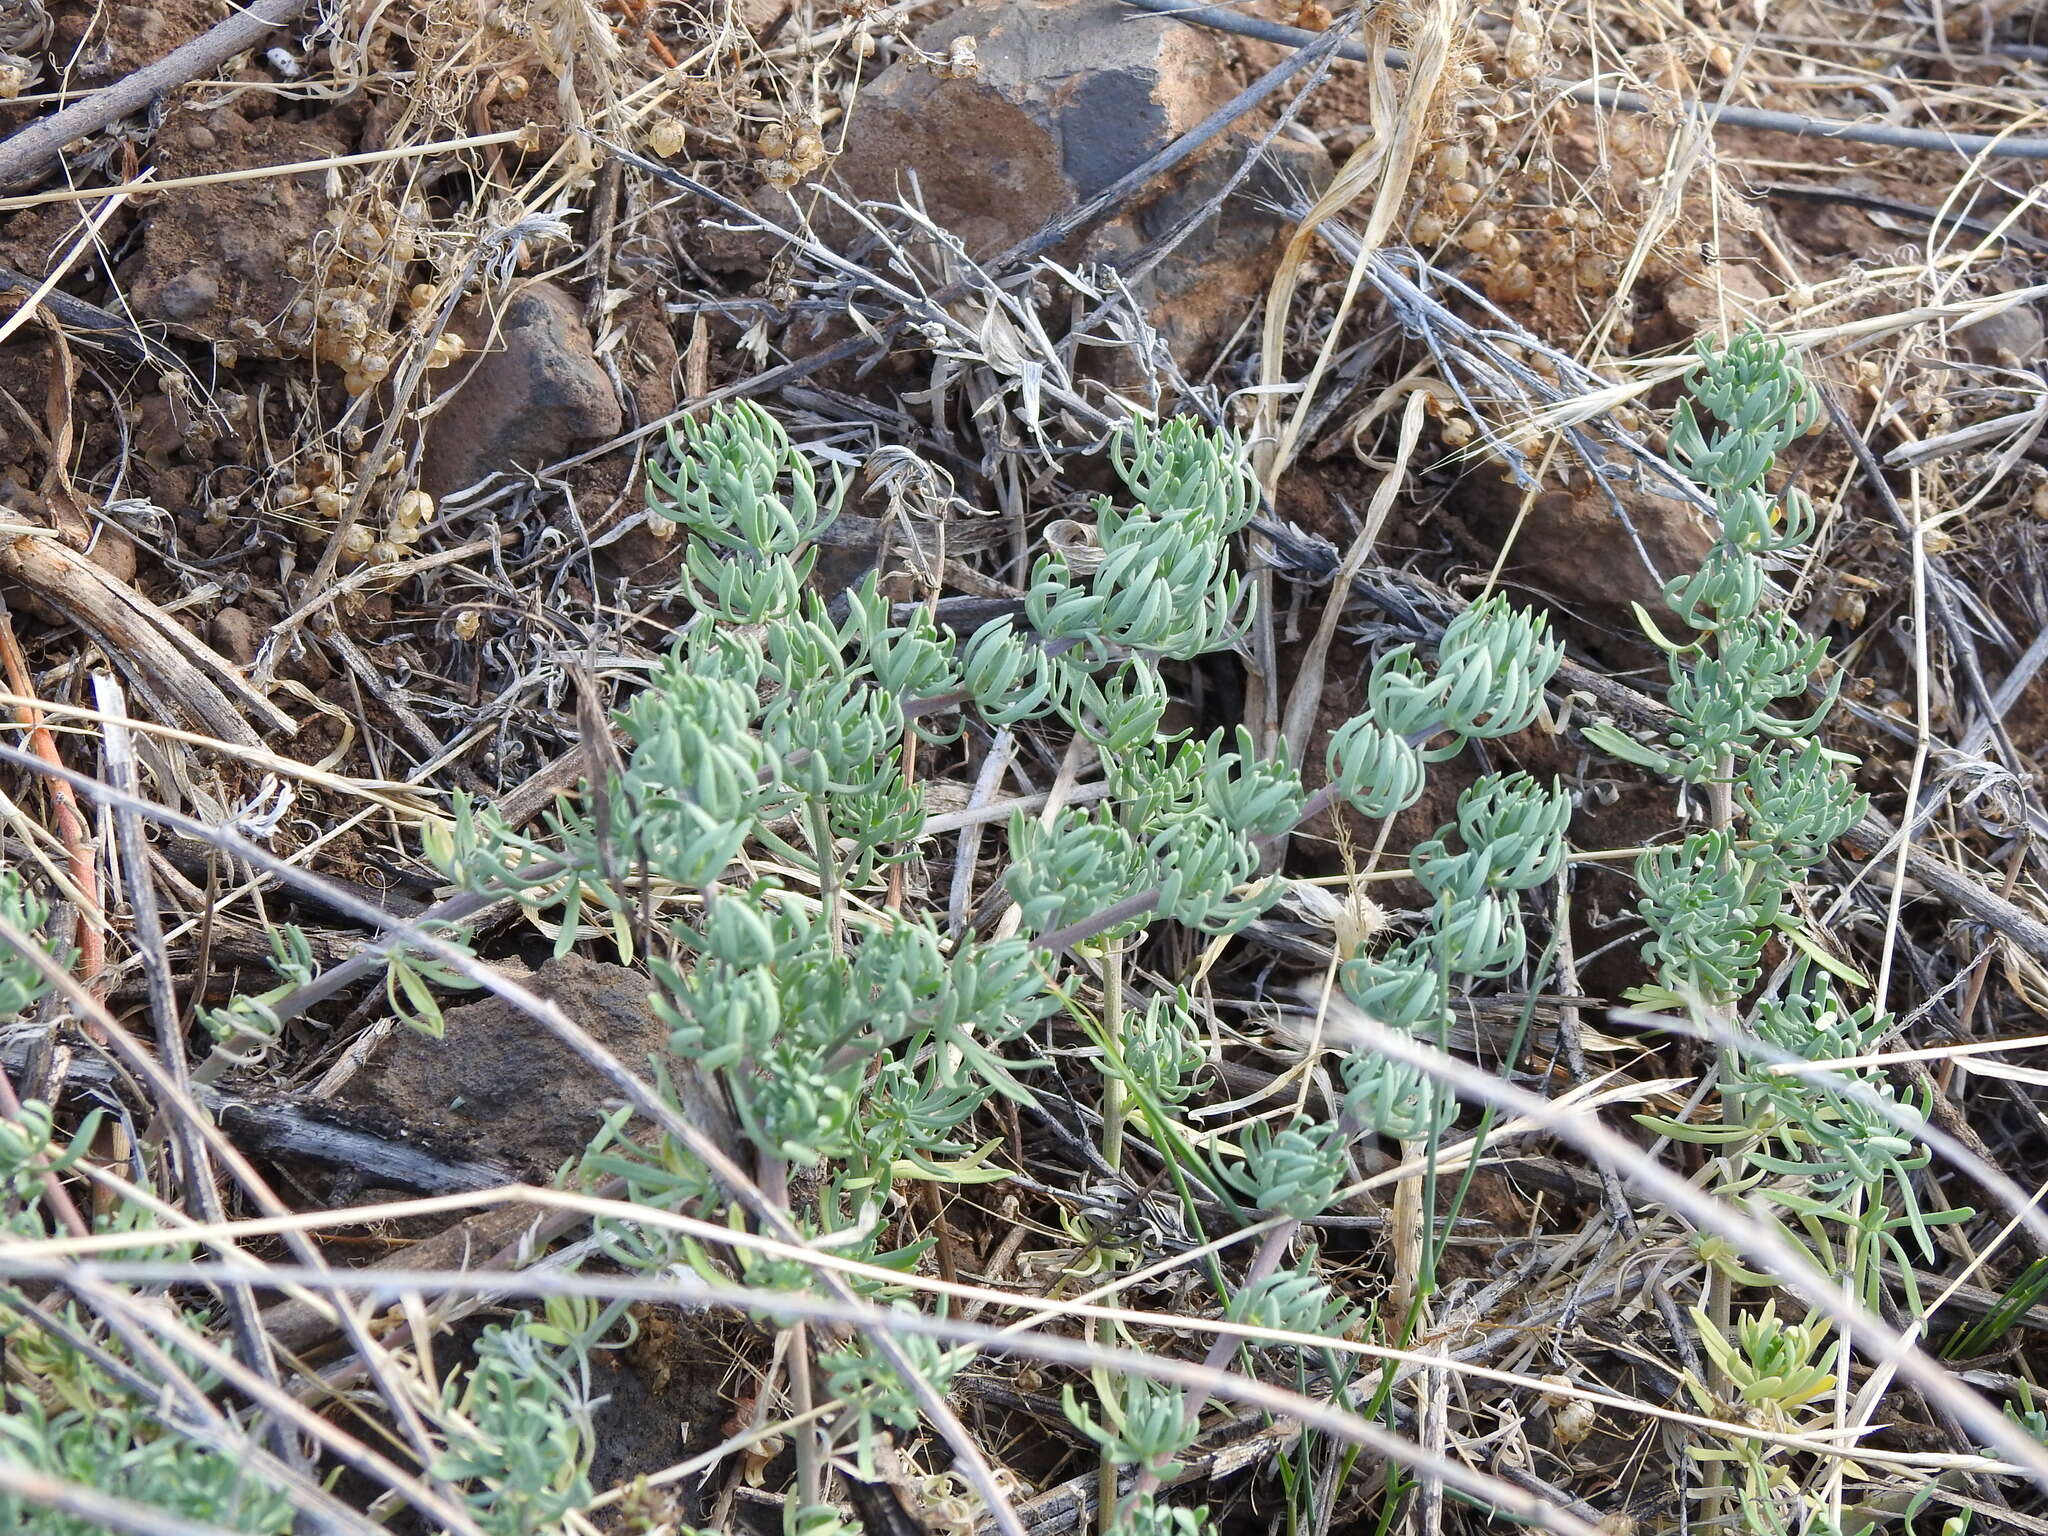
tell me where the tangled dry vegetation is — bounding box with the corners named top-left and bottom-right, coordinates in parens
top-left (10, 1), bottom-right (2048, 1534)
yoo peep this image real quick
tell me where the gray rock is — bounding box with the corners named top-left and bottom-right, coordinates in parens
top-left (829, 0), bottom-right (1328, 368)
top-left (335, 953), bottom-right (716, 1180)
top-left (419, 281), bottom-right (624, 499)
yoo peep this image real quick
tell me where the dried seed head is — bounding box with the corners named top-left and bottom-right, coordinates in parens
top-left (1411, 210), bottom-right (1447, 245)
top-left (1488, 262), bottom-right (1536, 302)
top-left (1506, 5), bottom-right (1546, 80)
top-left (451, 609), bottom-right (482, 642)
top-left (1444, 180), bottom-right (1481, 209)
top-left (1334, 892), bottom-right (1389, 961)
top-left (340, 523), bottom-right (377, 559)
top-left (1459, 218), bottom-right (1498, 252)
top-left (1433, 142), bottom-right (1471, 181)
top-left (394, 488), bottom-right (434, 529)
top-left (1440, 416), bottom-right (1476, 448)
top-left (941, 34), bottom-right (979, 77)
top-left (647, 116), bottom-right (686, 158)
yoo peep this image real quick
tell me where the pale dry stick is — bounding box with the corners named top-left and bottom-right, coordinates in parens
top-left (989, 731), bottom-right (1093, 944)
top-left (1254, 1), bottom-right (1452, 494)
top-left (0, 1278), bottom-right (381, 1536)
top-left (0, 176), bottom-right (137, 353)
top-left (0, 692), bottom-right (435, 808)
top-left (1843, 1170), bottom-right (2048, 1502)
top-left (0, 747), bottom-right (1036, 1536)
top-left (1769, 1031), bottom-right (2048, 1074)
top-left (946, 727), bottom-right (1016, 932)
top-left (0, 1462), bottom-right (260, 1536)
top-left (0, 0), bottom-right (310, 191)
top-left (92, 670), bottom-right (295, 1462)
top-left (1277, 387), bottom-right (1426, 765)
top-left (759, 0), bottom-right (943, 58)
top-left (1122, 0), bottom-right (2048, 157)
top-left (443, 27), bottom-right (1357, 516)
top-left (1301, 988), bottom-right (2048, 1489)
top-left (924, 776), bottom-right (1116, 836)
top-left (0, 534), bottom-right (292, 746)
top-left (70, 1274), bottom-right (486, 1536)
top-left (11, 1256), bottom-right (1610, 1536)
top-left (24, 1180), bottom-right (2021, 1475)
top-left (0, 127), bottom-right (529, 212)
top-left (63, 1274), bottom-right (397, 1536)
top-left (1514, 280), bottom-right (2048, 438)
top-left (0, 919), bottom-right (474, 1524)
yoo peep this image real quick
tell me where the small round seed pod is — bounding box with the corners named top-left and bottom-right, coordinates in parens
top-left (451, 609), bottom-right (482, 642)
top-left (1488, 262), bottom-right (1536, 302)
top-left (340, 524), bottom-right (377, 560)
top-left (1433, 142), bottom-right (1471, 180)
top-left (1411, 209), bottom-right (1447, 245)
top-left (1440, 416), bottom-right (1476, 448)
top-left (647, 117), bottom-right (686, 158)
top-left (497, 72), bottom-right (529, 101)
top-left (1490, 231), bottom-right (1523, 264)
top-left (1445, 180), bottom-right (1481, 209)
top-left (1459, 219), bottom-right (1498, 252)
top-left (393, 489), bottom-right (434, 530)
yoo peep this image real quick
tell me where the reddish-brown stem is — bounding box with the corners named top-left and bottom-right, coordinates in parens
top-left (0, 608), bottom-right (103, 993)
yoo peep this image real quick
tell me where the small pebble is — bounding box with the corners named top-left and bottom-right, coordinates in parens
top-left (184, 124), bottom-right (216, 151)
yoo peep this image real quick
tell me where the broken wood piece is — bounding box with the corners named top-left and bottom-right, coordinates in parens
top-left (0, 533), bottom-right (295, 747)
top-left (0, 0), bottom-right (313, 193)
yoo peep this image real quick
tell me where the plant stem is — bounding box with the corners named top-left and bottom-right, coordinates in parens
top-left (1100, 942), bottom-right (1129, 1173)
top-left (762, 1155), bottom-right (825, 1516)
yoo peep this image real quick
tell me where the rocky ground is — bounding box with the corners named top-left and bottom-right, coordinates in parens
top-left (5, 0), bottom-right (2048, 1531)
